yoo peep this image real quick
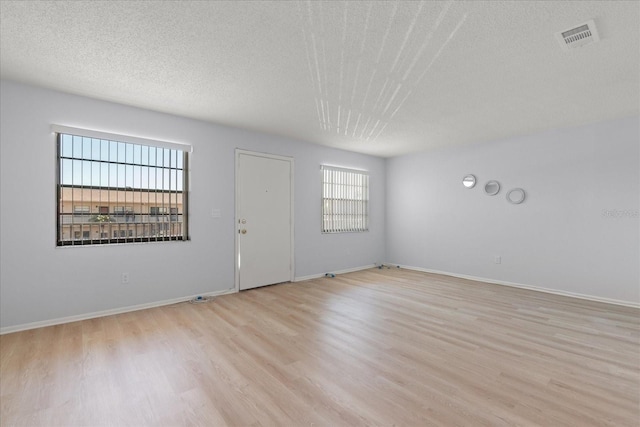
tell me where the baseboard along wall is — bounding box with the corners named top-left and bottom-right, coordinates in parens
top-left (4, 262), bottom-right (636, 334)
top-left (394, 264), bottom-right (640, 309)
top-left (0, 288), bottom-right (236, 335)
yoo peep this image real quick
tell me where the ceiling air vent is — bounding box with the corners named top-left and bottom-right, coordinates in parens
top-left (556, 20), bottom-right (599, 50)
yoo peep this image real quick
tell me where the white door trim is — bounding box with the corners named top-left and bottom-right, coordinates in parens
top-left (235, 149), bottom-right (295, 292)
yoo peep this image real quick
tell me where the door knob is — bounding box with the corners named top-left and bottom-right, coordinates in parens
top-left (241, 229), bottom-right (247, 234)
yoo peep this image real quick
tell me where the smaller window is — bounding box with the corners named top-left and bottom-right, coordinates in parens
top-left (98, 206), bottom-right (109, 214)
top-left (321, 165), bottom-right (369, 233)
top-left (113, 206), bottom-right (132, 214)
top-left (74, 230), bottom-right (90, 239)
top-left (112, 229), bottom-right (127, 238)
top-left (150, 207), bottom-right (168, 215)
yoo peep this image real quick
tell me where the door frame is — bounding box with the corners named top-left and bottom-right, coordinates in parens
top-left (235, 149), bottom-right (295, 292)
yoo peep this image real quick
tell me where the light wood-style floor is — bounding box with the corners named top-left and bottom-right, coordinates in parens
top-left (1, 268), bottom-right (639, 426)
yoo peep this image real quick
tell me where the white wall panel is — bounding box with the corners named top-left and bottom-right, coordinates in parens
top-left (0, 80), bottom-right (385, 329)
top-left (386, 116), bottom-right (639, 304)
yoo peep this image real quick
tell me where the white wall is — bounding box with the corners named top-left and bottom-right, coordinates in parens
top-left (386, 116), bottom-right (640, 304)
top-left (2, 79), bottom-right (637, 331)
top-left (0, 80), bottom-right (386, 329)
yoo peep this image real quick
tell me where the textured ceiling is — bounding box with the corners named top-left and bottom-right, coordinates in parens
top-left (1, 1), bottom-right (638, 157)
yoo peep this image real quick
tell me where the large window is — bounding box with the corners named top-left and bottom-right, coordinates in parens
top-left (55, 126), bottom-right (189, 246)
top-left (321, 165), bottom-right (369, 233)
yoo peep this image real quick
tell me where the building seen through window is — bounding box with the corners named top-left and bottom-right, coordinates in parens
top-left (56, 131), bottom-right (189, 245)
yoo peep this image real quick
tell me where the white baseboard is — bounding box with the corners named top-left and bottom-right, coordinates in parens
top-left (294, 264), bottom-right (377, 282)
top-left (7, 264), bottom-right (634, 334)
top-left (2, 264), bottom-right (375, 334)
top-left (0, 288), bottom-right (236, 335)
top-left (394, 264), bottom-right (640, 309)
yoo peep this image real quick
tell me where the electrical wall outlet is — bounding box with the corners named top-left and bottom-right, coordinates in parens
top-left (121, 273), bottom-right (130, 284)
top-left (494, 256), bottom-right (501, 264)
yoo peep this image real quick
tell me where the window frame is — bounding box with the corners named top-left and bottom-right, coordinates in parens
top-left (54, 125), bottom-right (190, 246)
top-left (321, 165), bottom-right (369, 234)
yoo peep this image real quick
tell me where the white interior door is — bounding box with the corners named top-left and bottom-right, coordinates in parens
top-left (236, 150), bottom-right (293, 290)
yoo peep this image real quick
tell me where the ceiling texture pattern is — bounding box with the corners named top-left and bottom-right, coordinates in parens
top-left (1, 1), bottom-right (638, 157)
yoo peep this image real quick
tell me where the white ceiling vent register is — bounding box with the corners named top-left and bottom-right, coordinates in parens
top-left (556, 20), bottom-right (600, 50)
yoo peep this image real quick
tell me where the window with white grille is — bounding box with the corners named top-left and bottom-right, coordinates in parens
top-left (321, 165), bottom-right (369, 233)
top-left (54, 126), bottom-right (190, 246)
